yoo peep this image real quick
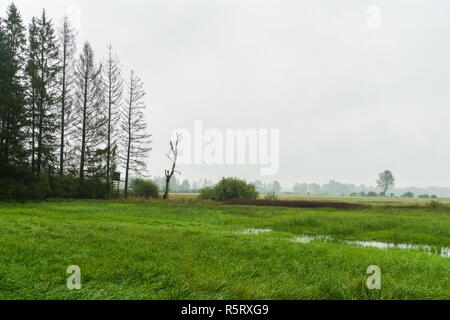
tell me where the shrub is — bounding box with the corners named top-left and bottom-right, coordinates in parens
top-left (425, 200), bottom-right (444, 210)
top-left (199, 186), bottom-right (216, 200)
top-left (199, 178), bottom-right (259, 201)
top-left (0, 164), bottom-right (49, 201)
top-left (130, 179), bottom-right (160, 199)
top-left (78, 178), bottom-right (112, 199)
top-left (264, 192), bottom-right (279, 201)
top-left (367, 191), bottom-right (378, 197)
top-left (0, 164), bottom-right (117, 200)
top-left (49, 174), bottom-right (80, 198)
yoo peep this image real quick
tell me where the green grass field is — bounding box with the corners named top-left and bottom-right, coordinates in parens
top-left (0, 199), bottom-right (448, 300)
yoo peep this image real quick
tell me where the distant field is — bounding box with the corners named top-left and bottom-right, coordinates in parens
top-left (171, 193), bottom-right (450, 206)
top-left (277, 194), bottom-right (450, 205)
top-left (0, 198), bottom-right (448, 300)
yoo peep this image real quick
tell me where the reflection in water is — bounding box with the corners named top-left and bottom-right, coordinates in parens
top-left (238, 228), bottom-right (449, 258)
top-left (292, 235), bottom-right (449, 258)
top-left (240, 228), bottom-right (272, 235)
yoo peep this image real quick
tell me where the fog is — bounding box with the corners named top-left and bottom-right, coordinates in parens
top-left (3, 0), bottom-right (450, 188)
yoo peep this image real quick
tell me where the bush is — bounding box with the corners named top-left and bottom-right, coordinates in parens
top-left (0, 164), bottom-right (49, 201)
top-left (199, 178), bottom-right (259, 201)
top-left (264, 192), bottom-right (279, 201)
top-left (79, 178), bottom-right (112, 199)
top-left (425, 200), bottom-right (444, 210)
top-left (199, 186), bottom-right (216, 200)
top-left (51, 174), bottom-right (114, 199)
top-left (49, 174), bottom-right (80, 198)
top-left (0, 163), bottom-right (118, 200)
top-left (130, 179), bottom-right (160, 199)
top-left (367, 191), bottom-right (378, 197)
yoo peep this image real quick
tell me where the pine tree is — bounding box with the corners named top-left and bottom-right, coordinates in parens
top-left (0, 20), bottom-right (9, 158)
top-left (74, 42), bottom-right (106, 186)
top-left (0, 3), bottom-right (27, 165)
top-left (57, 16), bottom-right (77, 175)
top-left (33, 10), bottom-right (60, 175)
top-left (121, 71), bottom-right (152, 197)
top-left (103, 44), bottom-right (122, 184)
top-left (25, 17), bottom-right (39, 171)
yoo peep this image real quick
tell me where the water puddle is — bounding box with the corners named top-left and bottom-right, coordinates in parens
top-left (239, 229), bottom-right (449, 258)
top-left (292, 235), bottom-right (449, 258)
top-left (439, 247), bottom-right (450, 258)
top-left (240, 228), bottom-right (272, 235)
top-left (293, 235), bottom-right (332, 243)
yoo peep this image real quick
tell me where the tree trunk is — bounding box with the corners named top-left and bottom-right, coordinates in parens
top-left (124, 80), bottom-right (132, 198)
top-left (79, 70), bottom-right (88, 184)
top-left (125, 151), bottom-right (130, 198)
top-left (60, 41), bottom-right (67, 176)
top-left (106, 70), bottom-right (112, 185)
top-left (37, 45), bottom-right (45, 176)
top-left (37, 107), bottom-right (43, 175)
top-left (3, 109), bottom-right (10, 163)
top-left (163, 178), bottom-right (170, 200)
top-left (31, 90), bottom-right (36, 172)
top-left (124, 130), bottom-right (131, 198)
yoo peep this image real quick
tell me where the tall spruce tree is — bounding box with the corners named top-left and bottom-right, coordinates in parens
top-left (32, 10), bottom-right (60, 175)
top-left (103, 44), bottom-right (122, 184)
top-left (57, 16), bottom-right (77, 175)
top-left (25, 17), bottom-right (39, 171)
top-left (121, 71), bottom-right (151, 197)
top-left (0, 20), bottom-right (9, 161)
top-left (74, 42), bottom-right (106, 186)
top-left (0, 3), bottom-right (27, 165)
top-left (0, 18), bottom-right (7, 134)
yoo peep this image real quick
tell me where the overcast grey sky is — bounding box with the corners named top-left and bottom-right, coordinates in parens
top-left (2, 0), bottom-right (450, 188)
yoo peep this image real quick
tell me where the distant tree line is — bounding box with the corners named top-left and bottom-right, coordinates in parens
top-left (292, 180), bottom-right (371, 196)
top-left (292, 179), bottom-right (445, 198)
top-left (151, 177), bottom-right (283, 195)
top-left (152, 176), bottom-right (215, 193)
top-left (252, 181), bottom-right (282, 194)
top-left (0, 3), bottom-right (151, 200)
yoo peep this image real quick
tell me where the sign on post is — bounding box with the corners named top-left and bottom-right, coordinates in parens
top-left (113, 172), bottom-right (121, 182)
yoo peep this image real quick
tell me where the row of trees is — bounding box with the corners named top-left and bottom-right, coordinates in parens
top-left (292, 180), bottom-right (375, 195)
top-left (292, 171), bottom-right (438, 198)
top-left (252, 181), bottom-right (282, 194)
top-left (152, 176), bottom-right (230, 193)
top-left (148, 177), bottom-right (281, 194)
top-left (291, 171), bottom-right (395, 196)
top-left (0, 3), bottom-right (151, 199)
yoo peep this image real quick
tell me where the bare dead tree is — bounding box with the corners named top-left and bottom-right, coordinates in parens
top-left (73, 42), bottom-right (106, 185)
top-left (103, 44), bottom-right (122, 184)
top-left (163, 133), bottom-right (182, 200)
top-left (57, 16), bottom-right (77, 175)
top-left (121, 70), bottom-right (151, 198)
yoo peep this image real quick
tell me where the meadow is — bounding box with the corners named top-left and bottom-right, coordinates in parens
top-left (174, 193), bottom-right (450, 205)
top-left (0, 198), bottom-right (448, 300)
